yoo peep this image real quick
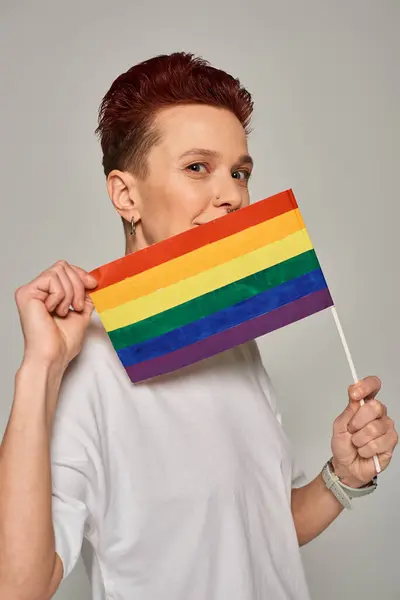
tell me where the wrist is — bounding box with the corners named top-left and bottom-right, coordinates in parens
top-left (16, 358), bottom-right (65, 400)
top-left (330, 458), bottom-right (365, 489)
top-left (19, 354), bottom-right (67, 380)
top-left (322, 459), bottom-right (378, 510)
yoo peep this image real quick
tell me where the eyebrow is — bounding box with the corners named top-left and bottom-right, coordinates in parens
top-left (179, 148), bottom-right (254, 168)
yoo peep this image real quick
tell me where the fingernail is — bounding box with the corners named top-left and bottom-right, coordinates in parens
top-left (352, 388), bottom-right (361, 400)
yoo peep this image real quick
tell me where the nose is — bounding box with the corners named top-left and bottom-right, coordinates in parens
top-left (212, 173), bottom-right (245, 212)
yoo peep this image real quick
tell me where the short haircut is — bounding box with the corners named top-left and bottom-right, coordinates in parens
top-left (96, 52), bottom-right (253, 178)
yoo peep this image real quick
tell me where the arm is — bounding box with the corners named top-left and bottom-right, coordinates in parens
top-left (291, 471), bottom-right (343, 547)
top-left (0, 261), bottom-right (97, 600)
top-left (0, 360), bottom-right (65, 600)
top-left (292, 377), bottom-right (398, 547)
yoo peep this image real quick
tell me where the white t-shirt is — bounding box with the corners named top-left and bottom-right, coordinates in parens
top-left (51, 313), bottom-right (311, 600)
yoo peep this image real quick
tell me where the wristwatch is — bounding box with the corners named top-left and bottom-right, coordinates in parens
top-left (322, 459), bottom-right (378, 510)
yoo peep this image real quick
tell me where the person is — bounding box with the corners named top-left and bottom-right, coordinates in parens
top-left (0, 52), bottom-right (397, 600)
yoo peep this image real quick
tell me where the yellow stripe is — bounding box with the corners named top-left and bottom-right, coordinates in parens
top-left (92, 209), bottom-right (305, 313)
top-left (100, 228), bottom-right (313, 332)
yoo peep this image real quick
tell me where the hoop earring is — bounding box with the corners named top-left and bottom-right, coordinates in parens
top-left (130, 217), bottom-right (136, 236)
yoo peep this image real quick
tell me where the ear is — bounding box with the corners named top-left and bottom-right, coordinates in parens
top-left (106, 169), bottom-right (141, 225)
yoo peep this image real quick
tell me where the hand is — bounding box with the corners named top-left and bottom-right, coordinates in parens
top-left (331, 376), bottom-right (398, 488)
top-left (15, 261), bottom-right (98, 371)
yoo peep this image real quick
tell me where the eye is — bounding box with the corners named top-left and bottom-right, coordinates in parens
top-left (186, 162), bottom-right (208, 173)
top-left (232, 169), bottom-right (251, 181)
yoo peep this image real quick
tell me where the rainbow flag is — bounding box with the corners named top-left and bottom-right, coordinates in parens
top-left (89, 189), bottom-right (333, 383)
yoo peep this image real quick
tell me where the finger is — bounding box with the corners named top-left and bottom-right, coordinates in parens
top-left (15, 281), bottom-right (48, 309)
top-left (36, 272), bottom-right (66, 313)
top-left (51, 264), bottom-right (74, 317)
top-left (357, 429), bottom-right (398, 461)
top-left (63, 264), bottom-right (86, 312)
top-left (348, 376), bottom-right (381, 403)
top-left (347, 399), bottom-right (387, 434)
top-left (69, 265), bottom-right (98, 290)
top-left (350, 417), bottom-right (390, 448)
top-left (81, 293), bottom-right (95, 321)
top-left (333, 403), bottom-right (356, 436)
top-left (334, 377), bottom-right (382, 434)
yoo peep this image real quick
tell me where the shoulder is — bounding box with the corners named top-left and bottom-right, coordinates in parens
top-left (235, 339), bottom-right (271, 385)
top-left (78, 311), bottom-right (115, 365)
top-left (239, 340), bottom-right (282, 423)
top-left (56, 312), bottom-right (123, 418)
top-left (63, 312), bottom-right (120, 382)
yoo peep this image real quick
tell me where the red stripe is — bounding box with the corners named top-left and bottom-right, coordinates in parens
top-left (90, 189), bottom-right (298, 291)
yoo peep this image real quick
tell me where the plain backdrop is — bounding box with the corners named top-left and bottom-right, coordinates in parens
top-left (1, 1), bottom-right (399, 598)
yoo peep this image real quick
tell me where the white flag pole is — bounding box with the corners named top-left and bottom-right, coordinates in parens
top-left (331, 306), bottom-right (381, 474)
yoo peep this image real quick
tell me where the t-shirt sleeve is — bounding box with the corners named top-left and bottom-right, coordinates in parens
top-left (265, 382), bottom-right (308, 489)
top-left (50, 355), bottom-right (102, 580)
top-left (51, 421), bottom-right (90, 580)
top-left (290, 453), bottom-right (307, 489)
top-left (249, 341), bottom-right (308, 489)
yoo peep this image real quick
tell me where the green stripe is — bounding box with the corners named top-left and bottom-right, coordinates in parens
top-left (109, 249), bottom-right (320, 350)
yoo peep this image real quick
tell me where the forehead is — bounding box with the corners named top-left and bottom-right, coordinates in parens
top-left (152, 104), bottom-right (249, 159)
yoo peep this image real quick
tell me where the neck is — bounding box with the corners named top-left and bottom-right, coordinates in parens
top-left (124, 224), bottom-right (155, 255)
top-left (125, 236), bottom-right (135, 255)
top-left (124, 230), bottom-right (147, 255)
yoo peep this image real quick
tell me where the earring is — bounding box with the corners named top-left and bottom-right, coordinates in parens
top-left (130, 217), bottom-right (136, 236)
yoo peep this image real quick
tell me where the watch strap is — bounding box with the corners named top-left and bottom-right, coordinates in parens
top-left (322, 459), bottom-right (377, 509)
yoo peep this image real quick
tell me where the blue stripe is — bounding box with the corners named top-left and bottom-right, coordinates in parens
top-left (117, 269), bottom-right (328, 367)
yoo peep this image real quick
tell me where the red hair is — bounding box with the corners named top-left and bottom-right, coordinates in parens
top-left (96, 52), bottom-right (253, 177)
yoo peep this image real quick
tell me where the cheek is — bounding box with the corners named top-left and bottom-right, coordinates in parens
top-left (157, 177), bottom-right (208, 217)
top-left (140, 178), bottom-right (207, 241)
top-left (242, 190), bottom-right (251, 206)
top-left (173, 186), bottom-right (209, 218)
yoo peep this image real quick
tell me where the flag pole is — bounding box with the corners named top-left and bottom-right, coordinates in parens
top-left (330, 306), bottom-right (381, 474)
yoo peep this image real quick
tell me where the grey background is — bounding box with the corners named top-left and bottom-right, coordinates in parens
top-left (1, 1), bottom-right (399, 598)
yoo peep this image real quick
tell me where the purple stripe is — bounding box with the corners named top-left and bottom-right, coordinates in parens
top-left (126, 288), bottom-right (333, 383)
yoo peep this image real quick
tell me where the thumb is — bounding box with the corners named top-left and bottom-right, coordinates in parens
top-left (333, 391), bottom-right (362, 435)
top-left (81, 295), bottom-right (95, 320)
